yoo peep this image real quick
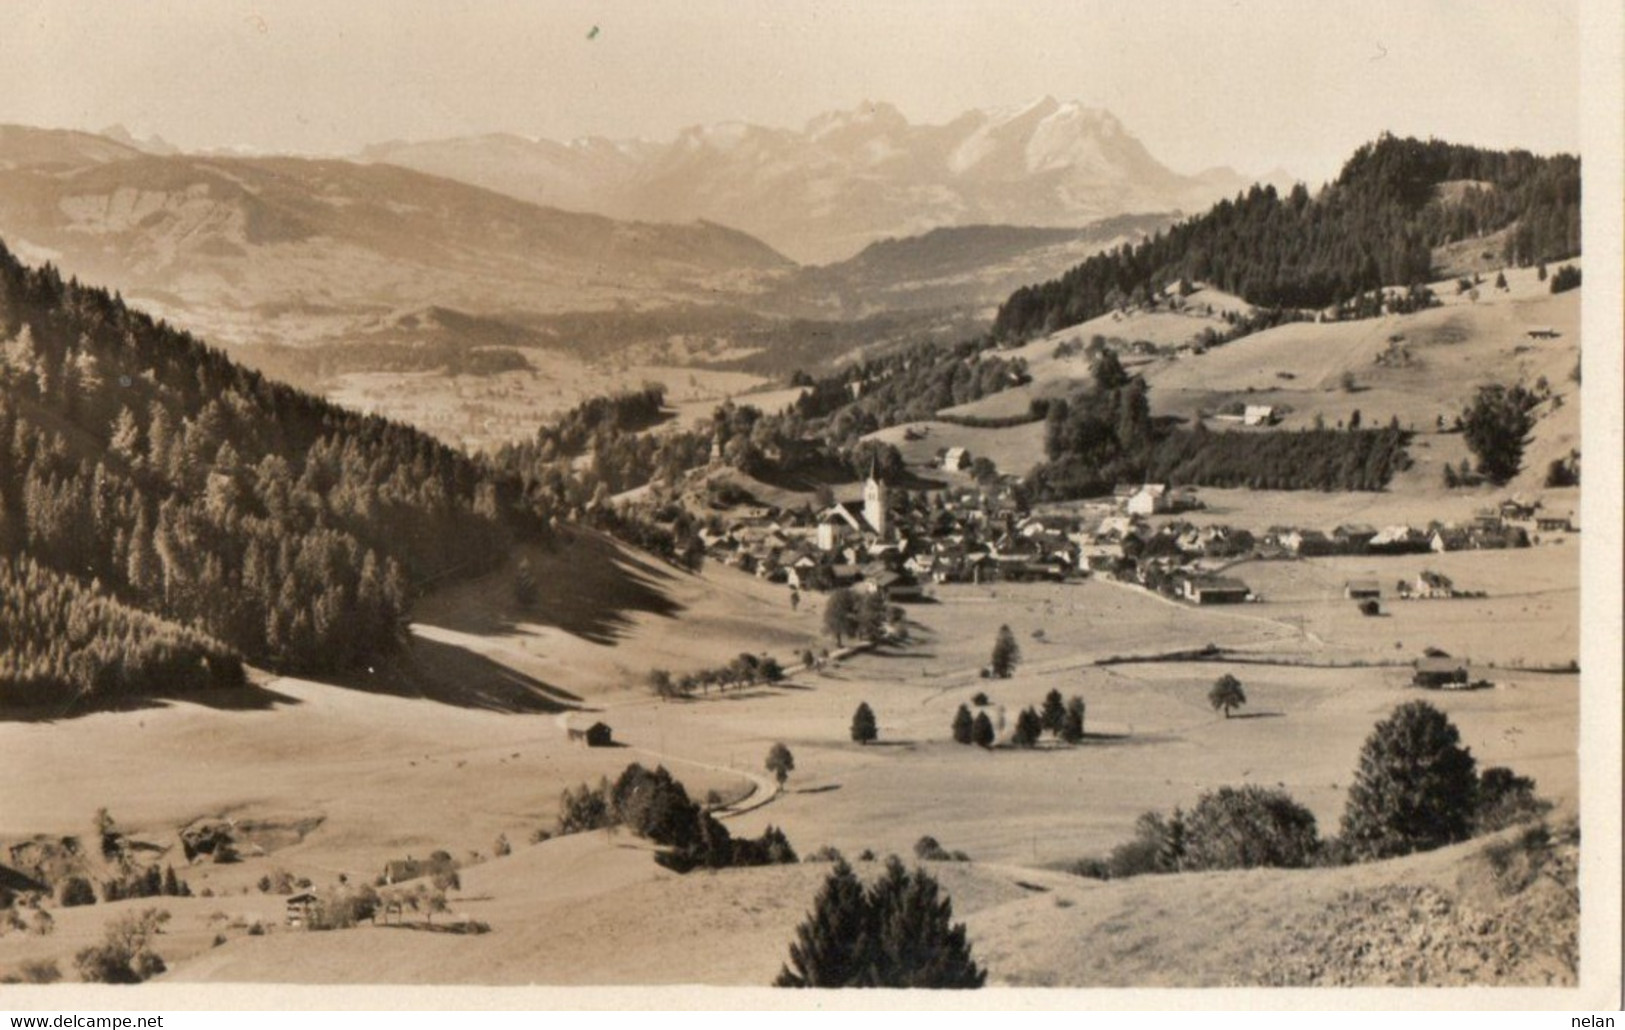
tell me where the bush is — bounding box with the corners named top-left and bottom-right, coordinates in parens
top-left (1475, 766), bottom-right (1550, 833)
top-left (58, 876), bottom-right (96, 908)
top-left (74, 909), bottom-right (170, 984)
top-left (951, 704), bottom-right (974, 745)
top-left (971, 692), bottom-right (990, 707)
top-left (1341, 701), bottom-right (1478, 859)
top-left (913, 836), bottom-right (950, 861)
top-left (13, 959), bottom-right (61, 984)
top-left (1358, 599), bottom-right (1381, 617)
top-left (1182, 786), bottom-right (1320, 870)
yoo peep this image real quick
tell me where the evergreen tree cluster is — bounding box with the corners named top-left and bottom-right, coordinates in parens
top-left (994, 136), bottom-right (1580, 340)
top-left (1026, 377), bottom-right (1410, 499)
top-left (0, 240), bottom-right (517, 691)
top-left (0, 555), bottom-right (243, 708)
top-left (554, 763), bottom-right (798, 873)
top-left (776, 856), bottom-right (986, 988)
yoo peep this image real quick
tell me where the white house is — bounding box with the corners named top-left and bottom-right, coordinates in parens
top-left (1243, 404), bottom-right (1277, 426)
top-left (1125, 484), bottom-right (1170, 516)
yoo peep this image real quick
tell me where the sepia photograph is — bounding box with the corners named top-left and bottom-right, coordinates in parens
top-left (0, 0), bottom-right (1617, 1010)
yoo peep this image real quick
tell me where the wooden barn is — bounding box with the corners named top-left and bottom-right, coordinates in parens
top-left (568, 722), bottom-right (614, 747)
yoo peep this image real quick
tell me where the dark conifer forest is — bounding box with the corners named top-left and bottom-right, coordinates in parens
top-left (0, 239), bottom-right (517, 705)
top-left (993, 136), bottom-right (1580, 340)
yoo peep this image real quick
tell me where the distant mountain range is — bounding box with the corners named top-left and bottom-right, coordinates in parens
top-left (362, 98), bottom-right (1294, 263)
top-left (0, 126), bottom-right (792, 346)
top-left (0, 120), bottom-right (1185, 364)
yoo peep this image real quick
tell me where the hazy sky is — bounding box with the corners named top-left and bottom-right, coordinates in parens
top-left (1, 0), bottom-right (1580, 184)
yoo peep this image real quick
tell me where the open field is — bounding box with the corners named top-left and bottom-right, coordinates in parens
top-left (0, 565), bottom-right (1572, 987)
top-left (324, 355), bottom-right (773, 453)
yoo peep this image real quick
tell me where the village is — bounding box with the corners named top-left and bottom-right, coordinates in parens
top-left (686, 459), bottom-right (1576, 619)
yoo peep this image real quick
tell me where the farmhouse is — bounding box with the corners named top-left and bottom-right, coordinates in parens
top-left (1281, 529), bottom-right (1334, 556)
top-left (1344, 579), bottom-right (1382, 600)
top-left (1413, 657), bottom-right (1469, 688)
top-left (1124, 484), bottom-right (1170, 516)
top-left (1182, 576), bottom-right (1251, 605)
top-left (1430, 528), bottom-right (1470, 553)
top-left (941, 447), bottom-right (971, 470)
top-left (1243, 404), bottom-right (1277, 426)
top-left (285, 891), bottom-right (318, 927)
top-left (1333, 524), bottom-right (1379, 552)
top-left (382, 858), bottom-right (425, 885)
top-left (1536, 513), bottom-right (1574, 533)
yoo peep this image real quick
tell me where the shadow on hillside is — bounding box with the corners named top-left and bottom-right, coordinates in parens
top-left (422, 529), bottom-right (686, 646)
top-left (1227, 711), bottom-right (1285, 720)
top-left (334, 637), bottom-right (583, 714)
top-left (0, 680), bottom-right (304, 724)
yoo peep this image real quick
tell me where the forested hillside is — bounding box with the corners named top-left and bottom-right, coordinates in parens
top-left (994, 136), bottom-right (1580, 339)
top-left (0, 240), bottom-right (521, 705)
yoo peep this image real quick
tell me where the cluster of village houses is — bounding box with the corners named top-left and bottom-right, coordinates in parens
top-left (694, 469), bottom-right (1575, 609)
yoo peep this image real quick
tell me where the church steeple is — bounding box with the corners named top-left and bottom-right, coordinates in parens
top-left (863, 458), bottom-right (889, 538)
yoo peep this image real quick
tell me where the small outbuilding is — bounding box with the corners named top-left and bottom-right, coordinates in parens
top-left (1344, 579), bottom-right (1382, 600)
top-left (1183, 576), bottom-right (1251, 605)
top-left (568, 722), bottom-right (614, 747)
top-left (1413, 657), bottom-right (1469, 689)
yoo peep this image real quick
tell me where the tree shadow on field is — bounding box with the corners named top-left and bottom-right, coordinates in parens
top-left (796, 784), bottom-right (842, 795)
top-left (1228, 710), bottom-right (1285, 720)
top-left (336, 636), bottom-right (584, 714)
top-left (0, 679), bottom-right (304, 723)
top-left (417, 529), bottom-right (685, 647)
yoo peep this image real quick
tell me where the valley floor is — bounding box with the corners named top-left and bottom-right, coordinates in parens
top-left (0, 532), bottom-right (1579, 988)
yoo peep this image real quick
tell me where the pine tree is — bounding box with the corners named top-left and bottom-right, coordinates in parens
top-left (775, 859), bottom-right (874, 987)
top-left (850, 702), bottom-right (878, 745)
top-left (1011, 707), bottom-right (1042, 748)
top-left (1061, 696), bottom-right (1086, 744)
top-left (1040, 688), bottom-right (1066, 736)
top-left (951, 704), bottom-right (974, 745)
top-left (972, 711), bottom-right (995, 749)
top-left (865, 857), bottom-right (987, 988)
top-left (989, 625), bottom-right (1019, 678)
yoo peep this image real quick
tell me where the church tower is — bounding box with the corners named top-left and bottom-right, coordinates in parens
top-left (863, 459), bottom-right (889, 538)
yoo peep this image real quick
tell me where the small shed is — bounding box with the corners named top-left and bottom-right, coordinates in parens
top-left (1184, 577), bottom-right (1251, 605)
top-left (1243, 404), bottom-right (1277, 426)
top-left (567, 722), bottom-right (614, 747)
top-left (1344, 579), bottom-right (1382, 600)
top-left (942, 447), bottom-right (971, 470)
top-left (1413, 658), bottom-right (1469, 688)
